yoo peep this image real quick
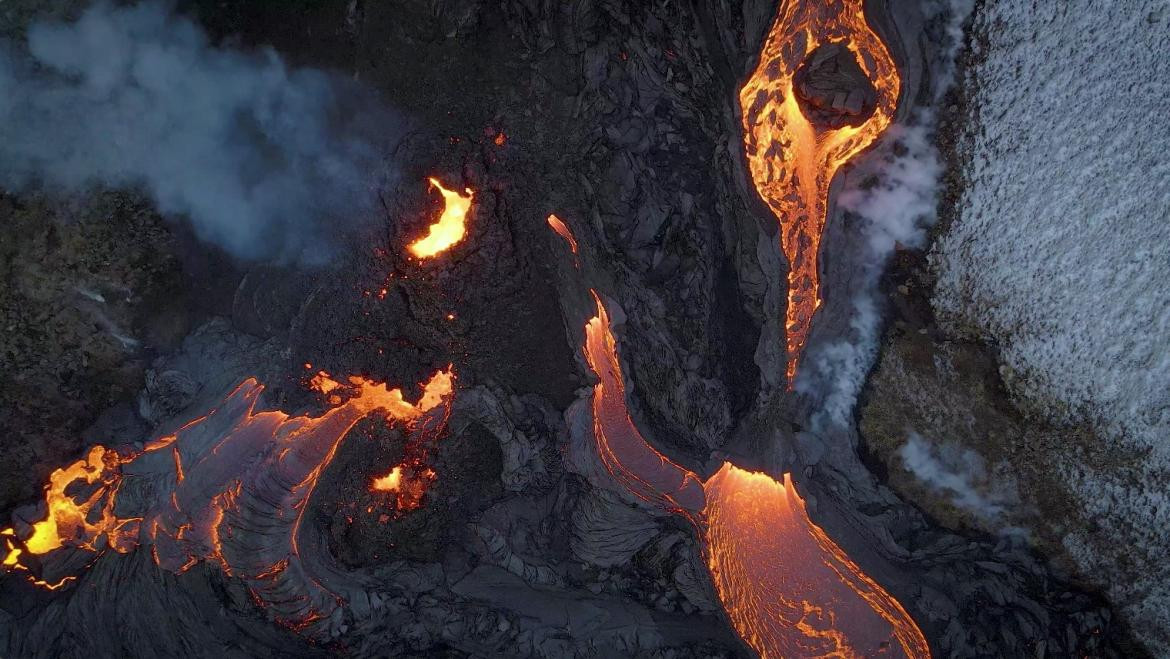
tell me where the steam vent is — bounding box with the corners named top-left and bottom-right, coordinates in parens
top-left (0, 1), bottom-right (1166, 658)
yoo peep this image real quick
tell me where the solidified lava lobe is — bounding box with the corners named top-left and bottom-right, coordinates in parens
top-left (582, 296), bottom-right (929, 658)
top-left (704, 464), bottom-right (930, 658)
top-left (740, 0), bottom-right (900, 382)
top-left (794, 42), bottom-right (879, 129)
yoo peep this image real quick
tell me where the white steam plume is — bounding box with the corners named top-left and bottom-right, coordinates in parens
top-left (801, 0), bottom-right (973, 429)
top-left (0, 2), bottom-right (396, 262)
top-left (899, 431), bottom-right (1023, 534)
top-left (802, 117), bottom-right (941, 429)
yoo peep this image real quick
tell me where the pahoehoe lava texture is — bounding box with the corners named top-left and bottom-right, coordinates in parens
top-left (0, 0), bottom-right (1152, 657)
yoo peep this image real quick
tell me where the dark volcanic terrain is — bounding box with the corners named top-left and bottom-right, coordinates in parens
top-left (0, 1), bottom-right (1153, 657)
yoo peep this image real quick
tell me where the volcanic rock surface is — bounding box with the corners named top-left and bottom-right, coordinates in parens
top-left (0, 0), bottom-right (1154, 657)
top-left (794, 41), bottom-right (879, 128)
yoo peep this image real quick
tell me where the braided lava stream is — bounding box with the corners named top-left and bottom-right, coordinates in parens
top-left (583, 294), bottom-right (929, 658)
top-left (740, 0), bottom-right (900, 382)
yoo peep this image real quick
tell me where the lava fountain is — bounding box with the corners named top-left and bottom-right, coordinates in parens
top-left (407, 177), bottom-right (475, 259)
top-left (582, 294), bottom-right (929, 657)
top-left (740, 0), bottom-right (900, 381)
top-left (1, 369), bottom-right (454, 630)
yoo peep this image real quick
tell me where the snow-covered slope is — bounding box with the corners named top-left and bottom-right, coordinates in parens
top-left (932, 0), bottom-right (1170, 650)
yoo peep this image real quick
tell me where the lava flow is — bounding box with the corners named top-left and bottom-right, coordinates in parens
top-left (584, 292), bottom-right (705, 515)
top-left (407, 177), bottom-right (475, 259)
top-left (1, 368), bottom-right (454, 628)
top-left (546, 213), bottom-right (579, 255)
top-left (706, 465), bottom-right (930, 658)
top-left (740, 1), bottom-right (900, 381)
top-left (582, 295), bottom-right (929, 658)
top-left (367, 368), bottom-right (453, 515)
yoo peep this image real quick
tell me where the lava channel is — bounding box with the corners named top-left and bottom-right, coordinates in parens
top-left (582, 294), bottom-right (929, 658)
top-left (740, 0), bottom-right (900, 382)
top-left (407, 177), bottom-right (475, 259)
top-left (1, 369), bottom-right (453, 632)
top-left (547, 213), bottom-right (580, 255)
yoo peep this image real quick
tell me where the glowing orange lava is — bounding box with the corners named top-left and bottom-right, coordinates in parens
top-left (582, 295), bottom-right (928, 658)
top-left (371, 466), bottom-right (403, 491)
top-left (705, 465), bottom-right (930, 658)
top-left (740, 1), bottom-right (900, 381)
top-left (584, 292), bottom-right (705, 515)
top-left (407, 177), bottom-right (475, 259)
top-left (370, 464), bottom-right (436, 513)
top-left (1, 367), bottom-right (455, 607)
top-left (546, 213), bottom-right (579, 255)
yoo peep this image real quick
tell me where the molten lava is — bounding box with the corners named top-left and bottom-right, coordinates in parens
top-left (407, 177), bottom-right (475, 259)
top-left (740, 1), bottom-right (900, 381)
top-left (706, 465), bottom-right (930, 658)
top-left (371, 466), bottom-right (403, 491)
top-left (584, 292), bottom-right (705, 515)
top-left (546, 213), bottom-right (579, 255)
top-left (582, 295), bottom-right (928, 658)
top-left (1, 367), bottom-right (455, 616)
top-left (362, 367), bottom-right (454, 515)
top-left (370, 464), bottom-right (436, 513)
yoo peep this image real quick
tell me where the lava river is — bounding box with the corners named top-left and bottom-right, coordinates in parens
top-left (1, 369), bottom-right (453, 632)
top-left (583, 295), bottom-right (929, 658)
top-left (740, 0), bottom-right (900, 381)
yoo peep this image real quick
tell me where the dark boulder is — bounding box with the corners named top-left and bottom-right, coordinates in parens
top-left (793, 41), bottom-right (878, 128)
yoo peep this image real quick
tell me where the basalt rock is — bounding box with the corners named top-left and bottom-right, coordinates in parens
top-left (794, 41), bottom-right (879, 128)
top-left (0, 0), bottom-right (1145, 657)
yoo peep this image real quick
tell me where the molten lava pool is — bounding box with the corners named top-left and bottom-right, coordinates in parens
top-left (583, 294), bottom-right (929, 658)
top-left (740, 0), bottom-right (900, 381)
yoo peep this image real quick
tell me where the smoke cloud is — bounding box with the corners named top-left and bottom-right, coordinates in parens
top-left (899, 432), bottom-right (1023, 534)
top-left (0, 2), bottom-right (396, 262)
top-left (801, 0), bottom-right (973, 429)
top-left (802, 118), bottom-right (942, 429)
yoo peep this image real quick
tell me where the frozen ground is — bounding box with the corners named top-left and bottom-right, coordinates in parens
top-left (932, 0), bottom-right (1170, 651)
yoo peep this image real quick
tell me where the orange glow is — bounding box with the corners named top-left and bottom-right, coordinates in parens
top-left (583, 292), bottom-right (705, 515)
top-left (309, 368), bottom-right (454, 423)
top-left (372, 466), bottom-right (403, 491)
top-left (546, 213), bottom-right (579, 255)
top-left (582, 295), bottom-right (929, 657)
top-left (1, 366), bottom-right (455, 616)
top-left (407, 177), bottom-right (474, 259)
top-left (370, 465), bottom-right (436, 513)
top-left (363, 367), bottom-right (455, 515)
top-left (705, 465), bottom-right (929, 658)
top-left (740, 1), bottom-right (900, 381)
top-left (8, 446), bottom-right (131, 563)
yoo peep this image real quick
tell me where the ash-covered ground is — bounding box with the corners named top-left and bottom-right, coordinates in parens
top-left (0, 0), bottom-right (1163, 657)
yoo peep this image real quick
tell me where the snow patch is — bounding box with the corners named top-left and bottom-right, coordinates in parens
top-left (931, 0), bottom-right (1170, 650)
